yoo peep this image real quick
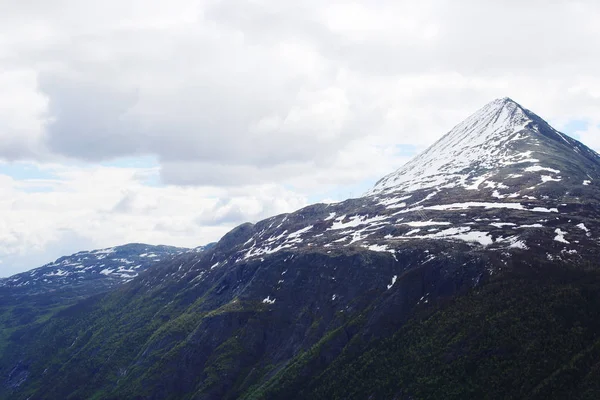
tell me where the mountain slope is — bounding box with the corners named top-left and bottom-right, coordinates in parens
top-left (259, 258), bottom-right (600, 400)
top-left (2, 98), bottom-right (600, 400)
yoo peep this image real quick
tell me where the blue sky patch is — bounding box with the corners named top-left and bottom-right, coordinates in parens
top-left (100, 155), bottom-right (159, 169)
top-left (0, 162), bottom-right (57, 181)
top-left (395, 144), bottom-right (420, 156)
top-left (560, 119), bottom-right (589, 140)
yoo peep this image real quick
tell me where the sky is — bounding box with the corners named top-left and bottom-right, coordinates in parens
top-left (1, 0), bottom-right (600, 276)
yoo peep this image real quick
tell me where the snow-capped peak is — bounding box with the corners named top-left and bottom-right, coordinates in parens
top-left (451, 97), bottom-right (532, 136)
top-left (368, 98), bottom-right (554, 195)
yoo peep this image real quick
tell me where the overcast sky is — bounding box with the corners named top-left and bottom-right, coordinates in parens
top-left (1, 0), bottom-right (599, 276)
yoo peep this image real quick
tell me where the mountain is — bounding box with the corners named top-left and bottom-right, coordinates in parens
top-left (0, 243), bottom-right (191, 298)
top-left (2, 98), bottom-right (600, 400)
top-left (207, 97), bottom-right (600, 271)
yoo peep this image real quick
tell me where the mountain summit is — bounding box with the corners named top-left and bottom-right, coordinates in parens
top-left (3, 98), bottom-right (600, 400)
top-left (370, 97), bottom-right (600, 196)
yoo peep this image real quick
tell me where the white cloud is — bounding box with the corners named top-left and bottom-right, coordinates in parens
top-left (0, 69), bottom-right (47, 159)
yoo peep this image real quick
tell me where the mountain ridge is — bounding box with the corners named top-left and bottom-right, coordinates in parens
top-left (0, 243), bottom-right (192, 298)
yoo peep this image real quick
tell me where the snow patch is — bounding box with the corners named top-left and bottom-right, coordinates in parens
top-left (554, 228), bottom-right (569, 244)
top-left (576, 223), bottom-right (589, 232)
top-left (541, 175), bottom-right (561, 183)
top-left (99, 268), bottom-right (114, 276)
top-left (387, 275), bottom-right (398, 290)
top-left (401, 220), bottom-right (452, 227)
top-left (489, 222), bottom-right (516, 228)
top-left (329, 215), bottom-right (387, 230)
top-left (509, 240), bottom-right (528, 249)
top-left (525, 165), bottom-right (560, 174)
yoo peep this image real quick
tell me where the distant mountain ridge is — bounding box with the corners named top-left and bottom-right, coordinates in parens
top-left (0, 243), bottom-right (192, 297)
